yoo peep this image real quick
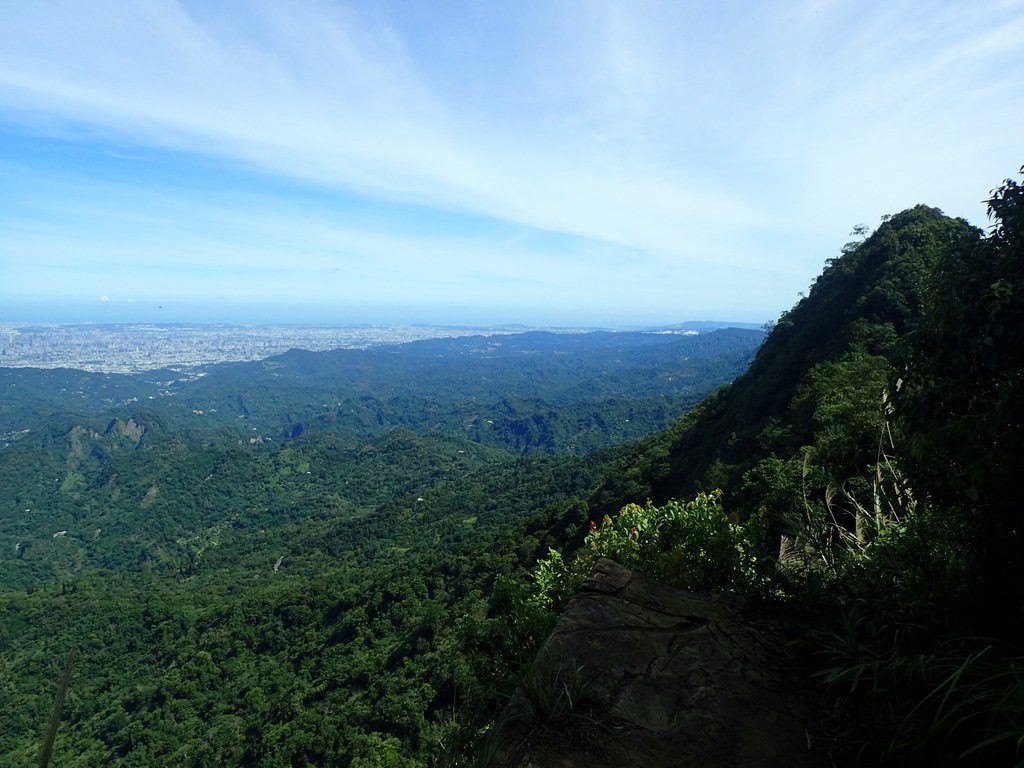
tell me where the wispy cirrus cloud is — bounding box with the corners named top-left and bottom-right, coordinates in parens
top-left (1, 0), bottom-right (1022, 323)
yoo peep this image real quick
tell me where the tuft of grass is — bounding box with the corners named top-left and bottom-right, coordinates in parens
top-left (815, 631), bottom-right (1024, 765)
top-left (481, 649), bottom-right (621, 766)
top-left (893, 643), bottom-right (1024, 764)
top-left (516, 651), bottom-right (603, 728)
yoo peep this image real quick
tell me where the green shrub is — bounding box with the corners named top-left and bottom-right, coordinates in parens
top-left (531, 490), bottom-right (764, 608)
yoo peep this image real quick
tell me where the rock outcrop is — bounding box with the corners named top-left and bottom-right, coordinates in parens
top-left (487, 558), bottom-right (830, 767)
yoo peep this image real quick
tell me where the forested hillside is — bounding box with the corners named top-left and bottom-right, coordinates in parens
top-left (0, 328), bottom-right (760, 453)
top-left (0, 328), bottom-right (761, 765)
top-left (3, 166), bottom-right (1022, 767)
top-left (587, 204), bottom-right (979, 519)
top-left (507, 168), bottom-right (1024, 766)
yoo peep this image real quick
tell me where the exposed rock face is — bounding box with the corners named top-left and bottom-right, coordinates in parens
top-left (487, 559), bottom-right (829, 768)
top-left (105, 417), bottom-right (146, 446)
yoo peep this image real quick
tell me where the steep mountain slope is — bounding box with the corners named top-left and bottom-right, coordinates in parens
top-left (588, 206), bottom-right (980, 520)
top-left (503, 176), bottom-right (1024, 767)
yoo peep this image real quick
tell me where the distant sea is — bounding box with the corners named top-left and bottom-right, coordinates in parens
top-left (0, 299), bottom-right (768, 330)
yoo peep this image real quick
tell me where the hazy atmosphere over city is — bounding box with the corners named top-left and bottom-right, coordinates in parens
top-left (1, 0), bottom-right (1022, 325)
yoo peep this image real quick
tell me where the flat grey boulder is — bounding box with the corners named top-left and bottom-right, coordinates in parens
top-left (487, 558), bottom-right (829, 767)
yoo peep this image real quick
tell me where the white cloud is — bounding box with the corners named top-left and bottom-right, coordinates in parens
top-left (1, 0), bottom-right (1022, 321)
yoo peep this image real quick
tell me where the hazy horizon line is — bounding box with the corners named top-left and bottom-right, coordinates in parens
top-left (0, 298), bottom-right (770, 329)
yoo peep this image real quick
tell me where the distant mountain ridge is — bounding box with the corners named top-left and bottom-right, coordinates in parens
top-left (0, 321), bottom-right (765, 373)
top-left (1, 327), bottom-right (765, 456)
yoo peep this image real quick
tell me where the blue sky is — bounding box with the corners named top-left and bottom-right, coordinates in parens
top-left (1, 1), bottom-right (1022, 326)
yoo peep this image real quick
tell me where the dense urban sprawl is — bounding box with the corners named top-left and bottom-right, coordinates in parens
top-left (0, 323), bottom-right (525, 373)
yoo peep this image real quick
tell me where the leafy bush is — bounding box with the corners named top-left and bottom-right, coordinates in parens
top-left (529, 490), bottom-right (765, 614)
top-left (582, 490), bottom-right (762, 590)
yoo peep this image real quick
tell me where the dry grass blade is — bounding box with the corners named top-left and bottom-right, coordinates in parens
top-left (37, 651), bottom-right (74, 768)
